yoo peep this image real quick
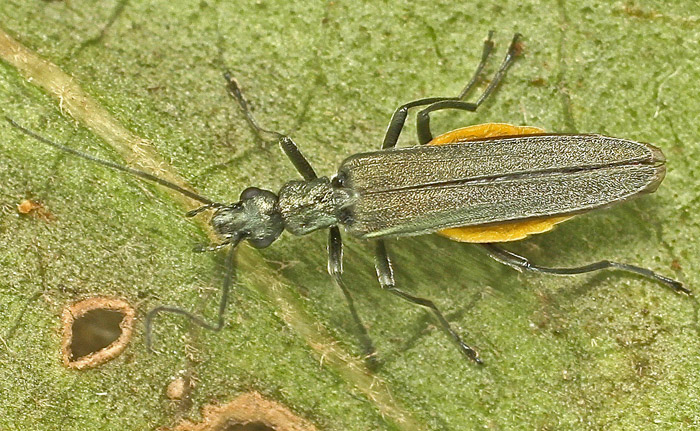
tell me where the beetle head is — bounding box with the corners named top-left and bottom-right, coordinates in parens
top-left (211, 187), bottom-right (283, 248)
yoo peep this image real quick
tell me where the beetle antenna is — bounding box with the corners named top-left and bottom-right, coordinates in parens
top-left (6, 117), bottom-right (216, 205)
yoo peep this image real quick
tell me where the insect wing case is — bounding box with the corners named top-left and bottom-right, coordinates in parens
top-left (338, 134), bottom-right (666, 239)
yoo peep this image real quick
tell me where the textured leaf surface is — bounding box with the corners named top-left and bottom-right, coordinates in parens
top-left (1, 1), bottom-right (699, 430)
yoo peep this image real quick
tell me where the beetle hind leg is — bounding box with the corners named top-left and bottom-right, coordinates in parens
top-left (380, 31), bottom-right (499, 150)
top-left (375, 240), bottom-right (483, 364)
top-left (482, 243), bottom-right (690, 295)
top-left (416, 33), bottom-right (522, 144)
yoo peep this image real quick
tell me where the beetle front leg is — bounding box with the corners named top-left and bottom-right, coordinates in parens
top-left (146, 245), bottom-right (238, 351)
top-left (374, 240), bottom-right (483, 364)
top-left (223, 72), bottom-right (318, 181)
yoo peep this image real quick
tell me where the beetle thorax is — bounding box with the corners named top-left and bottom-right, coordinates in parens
top-left (277, 177), bottom-right (354, 236)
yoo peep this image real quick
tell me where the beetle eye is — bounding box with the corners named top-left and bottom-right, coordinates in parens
top-left (240, 187), bottom-right (262, 200)
top-left (331, 172), bottom-right (346, 187)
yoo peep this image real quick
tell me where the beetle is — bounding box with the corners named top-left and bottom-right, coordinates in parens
top-left (7, 32), bottom-right (688, 364)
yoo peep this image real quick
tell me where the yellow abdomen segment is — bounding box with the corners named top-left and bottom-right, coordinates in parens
top-left (428, 123), bottom-right (574, 243)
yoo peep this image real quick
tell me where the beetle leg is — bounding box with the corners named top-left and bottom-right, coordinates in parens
top-left (145, 245), bottom-right (238, 351)
top-left (416, 33), bottom-right (522, 144)
top-left (327, 227), bottom-right (378, 367)
top-left (482, 243), bottom-right (690, 295)
top-left (380, 31), bottom-right (497, 150)
top-left (193, 241), bottom-right (231, 253)
top-left (223, 72), bottom-right (318, 181)
top-left (416, 100), bottom-right (477, 144)
top-left (374, 240), bottom-right (483, 363)
top-left (382, 97), bottom-right (456, 150)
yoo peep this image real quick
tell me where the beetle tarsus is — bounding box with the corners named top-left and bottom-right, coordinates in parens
top-left (459, 342), bottom-right (483, 365)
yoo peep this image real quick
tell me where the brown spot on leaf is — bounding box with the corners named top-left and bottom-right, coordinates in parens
top-left (171, 392), bottom-right (317, 431)
top-left (167, 377), bottom-right (190, 401)
top-left (17, 199), bottom-right (54, 220)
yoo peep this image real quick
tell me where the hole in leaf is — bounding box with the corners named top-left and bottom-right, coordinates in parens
top-left (70, 309), bottom-right (125, 360)
top-left (222, 422), bottom-right (275, 431)
top-left (62, 297), bottom-right (135, 369)
top-left (172, 392), bottom-right (317, 431)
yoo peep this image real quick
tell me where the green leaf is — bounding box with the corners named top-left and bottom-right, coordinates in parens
top-left (1, 1), bottom-right (698, 429)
